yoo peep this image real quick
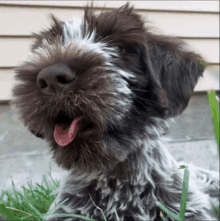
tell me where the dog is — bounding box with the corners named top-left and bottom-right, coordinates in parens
top-left (12, 3), bottom-right (219, 221)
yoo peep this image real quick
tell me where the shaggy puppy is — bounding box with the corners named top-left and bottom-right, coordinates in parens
top-left (13, 3), bottom-right (219, 221)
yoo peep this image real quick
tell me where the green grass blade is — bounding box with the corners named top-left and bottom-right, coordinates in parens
top-left (160, 211), bottom-right (166, 221)
top-left (16, 191), bottom-right (43, 219)
top-left (51, 213), bottom-right (96, 221)
top-left (179, 167), bottom-right (190, 220)
top-left (36, 183), bottom-right (47, 192)
top-left (101, 212), bottom-right (107, 221)
top-left (46, 198), bottom-right (69, 215)
top-left (211, 202), bottom-right (220, 220)
top-left (42, 174), bottom-right (50, 191)
top-left (2, 192), bottom-right (19, 208)
top-left (22, 186), bottom-right (34, 200)
top-left (11, 181), bottom-right (20, 203)
top-left (20, 214), bottom-right (35, 221)
top-left (47, 172), bottom-right (59, 188)
top-left (27, 180), bottom-right (33, 192)
top-left (34, 189), bottom-right (49, 200)
top-left (115, 209), bottom-right (120, 221)
top-left (207, 91), bottom-right (220, 151)
top-left (0, 203), bottom-right (16, 220)
top-left (158, 202), bottom-right (181, 221)
top-left (1, 205), bottom-right (35, 219)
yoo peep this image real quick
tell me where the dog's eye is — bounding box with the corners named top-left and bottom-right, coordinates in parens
top-left (118, 46), bottom-right (124, 54)
top-left (30, 129), bottom-right (44, 139)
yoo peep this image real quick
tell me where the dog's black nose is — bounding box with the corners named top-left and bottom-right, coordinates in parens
top-left (37, 65), bottom-right (75, 95)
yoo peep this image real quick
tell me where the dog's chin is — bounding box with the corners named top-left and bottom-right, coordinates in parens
top-left (45, 113), bottom-right (114, 171)
top-left (50, 137), bottom-right (114, 172)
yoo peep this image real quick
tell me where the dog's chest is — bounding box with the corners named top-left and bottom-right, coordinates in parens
top-left (79, 172), bottom-right (151, 220)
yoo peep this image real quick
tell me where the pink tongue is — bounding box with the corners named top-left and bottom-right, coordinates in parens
top-left (54, 118), bottom-right (81, 146)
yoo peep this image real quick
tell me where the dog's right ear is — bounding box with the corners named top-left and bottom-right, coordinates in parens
top-left (147, 35), bottom-right (205, 117)
top-left (32, 14), bottom-right (63, 51)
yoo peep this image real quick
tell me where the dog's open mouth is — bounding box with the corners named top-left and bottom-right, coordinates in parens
top-left (54, 113), bottom-right (94, 147)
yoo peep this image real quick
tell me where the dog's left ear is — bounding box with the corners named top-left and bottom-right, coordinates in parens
top-left (147, 35), bottom-right (205, 117)
top-left (84, 3), bottom-right (146, 48)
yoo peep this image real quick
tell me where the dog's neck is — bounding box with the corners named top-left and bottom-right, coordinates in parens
top-left (63, 118), bottom-right (177, 195)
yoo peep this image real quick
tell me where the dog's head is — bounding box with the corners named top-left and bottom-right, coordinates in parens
top-left (13, 3), bottom-right (205, 171)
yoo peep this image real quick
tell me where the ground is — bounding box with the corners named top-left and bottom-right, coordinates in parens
top-left (0, 93), bottom-right (219, 192)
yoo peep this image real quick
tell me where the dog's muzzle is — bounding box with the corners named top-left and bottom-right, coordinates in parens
top-left (37, 64), bottom-right (81, 146)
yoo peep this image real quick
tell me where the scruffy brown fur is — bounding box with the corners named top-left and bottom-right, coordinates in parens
top-left (13, 3), bottom-right (219, 221)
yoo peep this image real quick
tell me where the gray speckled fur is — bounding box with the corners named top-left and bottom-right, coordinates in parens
top-left (47, 118), bottom-right (219, 221)
top-left (13, 4), bottom-right (219, 221)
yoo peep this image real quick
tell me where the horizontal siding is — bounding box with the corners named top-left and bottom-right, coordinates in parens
top-left (0, 2), bottom-right (219, 100)
top-left (0, 1), bottom-right (219, 12)
top-left (1, 37), bottom-right (219, 67)
top-left (1, 65), bottom-right (218, 100)
top-left (184, 39), bottom-right (219, 64)
top-left (0, 70), bottom-right (15, 101)
top-left (0, 6), bottom-right (219, 38)
top-left (0, 38), bottom-right (33, 67)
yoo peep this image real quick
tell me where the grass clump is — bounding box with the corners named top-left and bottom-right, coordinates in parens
top-left (0, 173), bottom-right (59, 220)
top-left (0, 173), bottom-right (96, 221)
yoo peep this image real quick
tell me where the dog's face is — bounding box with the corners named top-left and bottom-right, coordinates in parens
top-left (13, 4), bottom-right (204, 171)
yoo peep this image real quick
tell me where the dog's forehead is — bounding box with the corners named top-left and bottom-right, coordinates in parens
top-left (63, 17), bottom-right (84, 42)
top-left (62, 17), bottom-right (115, 59)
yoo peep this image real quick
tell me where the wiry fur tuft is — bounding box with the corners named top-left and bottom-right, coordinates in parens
top-left (13, 3), bottom-right (219, 221)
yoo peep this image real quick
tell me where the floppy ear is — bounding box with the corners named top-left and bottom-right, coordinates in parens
top-left (147, 35), bottom-right (205, 117)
